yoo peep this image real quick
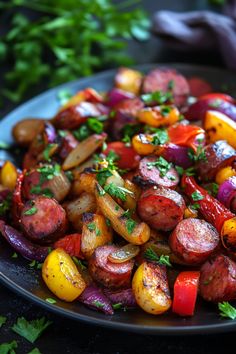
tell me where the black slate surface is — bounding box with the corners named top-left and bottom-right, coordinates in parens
top-left (0, 0), bottom-right (235, 353)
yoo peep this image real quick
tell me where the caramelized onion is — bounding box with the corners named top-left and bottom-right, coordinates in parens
top-left (108, 244), bottom-right (140, 263)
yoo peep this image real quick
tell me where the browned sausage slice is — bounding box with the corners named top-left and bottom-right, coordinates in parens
top-left (53, 102), bottom-right (102, 129)
top-left (133, 156), bottom-right (179, 189)
top-left (142, 69), bottom-right (190, 106)
top-left (169, 218), bottom-right (220, 265)
top-left (199, 254), bottom-right (236, 302)
top-left (21, 196), bottom-right (67, 244)
top-left (196, 140), bottom-right (236, 181)
top-left (88, 245), bottom-right (134, 289)
top-left (137, 187), bottom-right (185, 231)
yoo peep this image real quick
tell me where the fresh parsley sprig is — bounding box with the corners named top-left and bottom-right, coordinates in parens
top-left (12, 317), bottom-right (52, 343)
top-left (147, 156), bottom-right (172, 177)
top-left (218, 301), bottom-right (236, 320)
top-left (144, 247), bottom-right (172, 267)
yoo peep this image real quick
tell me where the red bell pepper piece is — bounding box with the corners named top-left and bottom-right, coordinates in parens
top-left (103, 141), bottom-right (140, 170)
top-left (182, 175), bottom-right (234, 232)
top-left (54, 233), bottom-right (83, 259)
top-left (172, 271), bottom-right (200, 316)
top-left (199, 93), bottom-right (235, 104)
top-left (168, 124), bottom-right (205, 151)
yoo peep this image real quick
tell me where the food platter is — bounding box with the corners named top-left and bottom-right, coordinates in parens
top-left (1, 63), bottom-right (236, 334)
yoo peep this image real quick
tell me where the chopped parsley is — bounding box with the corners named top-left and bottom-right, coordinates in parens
top-left (73, 118), bottom-right (104, 141)
top-left (58, 130), bottom-right (67, 138)
top-left (126, 218), bottom-right (137, 234)
top-left (112, 303), bottom-right (123, 310)
top-left (105, 218), bottom-right (111, 227)
top-left (87, 222), bottom-right (101, 236)
top-left (0, 340), bottom-right (17, 354)
top-left (146, 156), bottom-right (172, 177)
top-left (104, 183), bottom-right (133, 201)
top-left (144, 248), bottom-right (172, 267)
top-left (151, 129), bottom-right (169, 146)
top-left (12, 317), bottom-right (52, 343)
top-left (92, 300), bottom-right (105, 309)
top-left (191, 191), bottom-right (204, 201)
top-left (28, 349), bottom-right (41, 354)
top-left (11, 252), bottom-right (18, 259)
top-left (46, 298), bottom-right (57, 304)
top-left (42, 143), bottom-right (57, 162)
top-left (175, 166), bottom-right (195, 176)
top-left (24, 206), bottom-right (38, 216)
top-left (204, 183), bottom-right (219, 197)
top-left (189, 203), bottom-right (200, 210)
top-left (141, 90), bottom-right (173, 105)
top-left (160, 105), bottom-right (172, 117)
top-left (122, 209), bottom-right (132, 218)
top-left (218, 301), bottom-right (236, 320)
top-left (0, 193), bottom-right (12, 217)
top-left (168, 79), bottom-right (175, 90)
top-left (0, 315), bottom-right (7, 328)
top-left (65, 170), bottom-right (74, 182)
top-left (29, 260), bottom-right (43, 269)
top-left (188, 145), bottom-right (207, 163)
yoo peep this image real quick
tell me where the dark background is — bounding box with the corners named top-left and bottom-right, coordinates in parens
top-left (0, 0), bottom-right (234, 353)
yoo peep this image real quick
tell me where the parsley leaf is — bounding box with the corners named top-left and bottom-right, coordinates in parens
top-left (191, 191), bottom-right (204, 201)
top-left (188, 145), bottom-right (207, 163)
top-left (42, 143), bottom-right (57, 162)
top-left (87, 118), bottom-right (103, 133)
top-left (146, 157), bottom-right (172, 177)
top-left (126, 218), bottom-right (137, 234)
top-left (46, 298), bottom-right (57, 304)
top-left (104, 183), bottom-right (133, 201)
top-left (160, 105), bottom-right (172, 117)
top-left (141, 91), bottom-right (173, 105)
top-left (218, 302), bottom-right (236, 320)
top-left (144, 248), bottom-right (172, 267)
top-left (92, 300), bottom-right (105, 309)
top-left (112, 303), bottom-right (123, 310)
top-left (146, 128), bottom-right (169, 146)
top-left (28, 349), bottom-right (41, 354)
top-left (175, 166), bottom-right (195, 176)
top-left (24, 206), bottom-right (37, 216)
top-left (12, 317), bottom-right (52, 343)
top-left (0, 340), bottom-right (17, 354)
top-left (0, 316), bottom-right (7, 328)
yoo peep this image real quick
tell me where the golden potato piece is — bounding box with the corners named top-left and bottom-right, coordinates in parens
top-left (132, 261), bottom-right (172, 315)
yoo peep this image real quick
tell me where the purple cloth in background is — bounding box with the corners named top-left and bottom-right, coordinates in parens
top-left (153, 1), bottom-right (236, 70)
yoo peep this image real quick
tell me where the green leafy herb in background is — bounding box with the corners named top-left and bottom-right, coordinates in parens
top-left (0, 0), bottom-right (150, 103)
top-left (12, 316), bottom-right (52, 343)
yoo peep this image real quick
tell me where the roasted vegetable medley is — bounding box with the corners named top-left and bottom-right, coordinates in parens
top-left (2, 66), bottom-right (236, 318)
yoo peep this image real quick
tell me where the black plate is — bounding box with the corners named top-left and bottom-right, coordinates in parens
top-left (1, 63), bottom-right (236, 335)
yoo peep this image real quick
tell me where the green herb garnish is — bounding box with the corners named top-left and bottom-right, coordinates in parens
top-left (57, 89), bottom-right (72, 105)
top-left (104, 183), bottom-right (133, 202)
top-left (144, 248), bottom-right (172, 267)
top-left (160, 105), bottom-right (172, 117)
top-left (218, 302), bottom-right (236, 320)
top-left (0, 316), bottom-right (7, 328)
top-left (175, 166), bottom-right (195, 176)
top-left (0, 340), bottom-right (17, 354)
top-left (141, 91), bottom-right (173, 105)
top-left (46, 298), bottom-right (57, 304)
top-left (24, 206), bottom-right (37, 216)
top-left (12, 317), bottom-right (52, 343)
top-left (191, 191), bottom-right (204, 201)
top-left (146, 156), bottom-right (172, 177)
top-left (126, 218), bottom-right (137, 234)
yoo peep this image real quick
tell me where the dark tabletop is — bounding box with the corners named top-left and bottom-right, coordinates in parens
top-left (0, 1), bottom-right (234, 353)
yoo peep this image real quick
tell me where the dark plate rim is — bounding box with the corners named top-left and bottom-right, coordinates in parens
top-left (1, 63), bottom-right (236, 335)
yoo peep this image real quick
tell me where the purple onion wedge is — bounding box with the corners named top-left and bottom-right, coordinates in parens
top-left (217, 176), bottom-right (236, 209)
top-left (78, 284), bottom-right (114, 315)
top-left (103, 288), bottom-right (137, 308)
top-left (0, 221), bottom-right (49, 262)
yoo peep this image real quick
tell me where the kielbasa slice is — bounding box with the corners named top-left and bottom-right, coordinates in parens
top-left (53, 102), bottom-right (102, 130)
top-left (88, 245), bottom-right (134, 289)
top-left (21, 196), bottom-right (67, 244)
top-left (22, 168), bottom-right (70, 202)
top-left (133, 156), bottom-right (179, 189)
top-left (196, 140), bottom-right (236, 181)
top-left (169, 218), bottom-right (220, 265)
top-left (142, 69), bottom-right (190, 106)
top-left (199, 254), bottom-right (236, 302)
top-left (137, 187), bottom-right (185, 231)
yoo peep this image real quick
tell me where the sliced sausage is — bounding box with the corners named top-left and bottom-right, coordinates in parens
top-left (88, 245), bottom-right (134, 289)
top-left (22, 168), bottom-right (70, 202)
top-left (142, 68), bottom-right (190, 106)
top-left (137, 187), bottom-right (185, 231)
top-left (58, 131), bottom-right (78, 159)
top-left (196, 140), bottom-right (236, 181)
top-left (110, 98), bottom-right (144, 140)
top-left (133, 156), bottom-right (179, 189)
top-left (169, 218), bottom-right (220, 265)
top-left (21, 196), bottom-right (67, 244)
top-left (187, 77), bottom-right (212, 98)
top-left (53, 102), bottom-right (102, 129)
top-left (199, 254), bottom-right (236, 302)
